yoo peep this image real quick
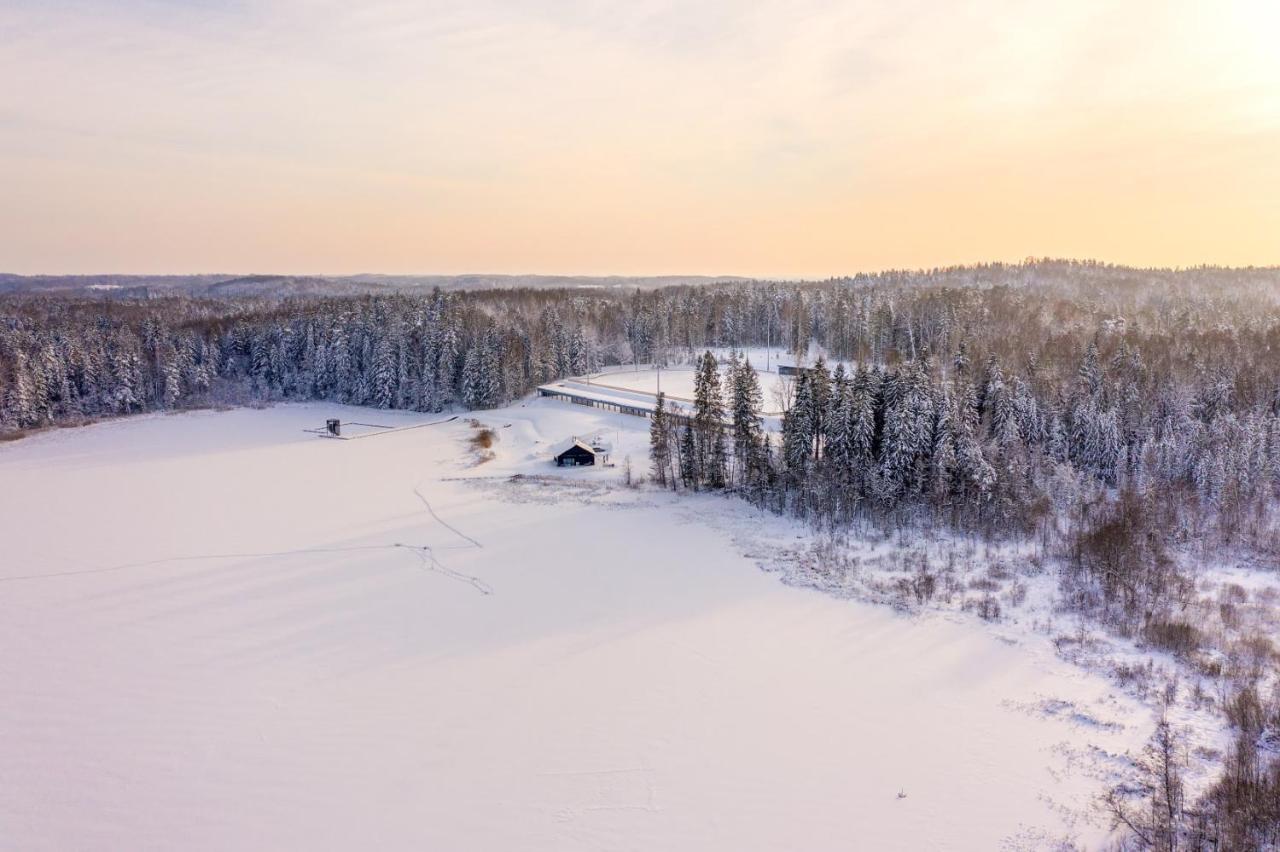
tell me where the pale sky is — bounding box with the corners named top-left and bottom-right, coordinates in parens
top-left (2, 0), bottom-right (1278, 277)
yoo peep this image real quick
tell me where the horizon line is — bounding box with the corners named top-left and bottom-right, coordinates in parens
top-left (5, 258), bottom-right (1280, 282)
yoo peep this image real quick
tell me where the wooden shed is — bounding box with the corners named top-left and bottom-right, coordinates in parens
top-left (551, 438), bottom-right (598, 467)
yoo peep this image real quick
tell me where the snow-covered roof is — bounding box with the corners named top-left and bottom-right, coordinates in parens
top-left (548, 437), bottom-right (596, 458)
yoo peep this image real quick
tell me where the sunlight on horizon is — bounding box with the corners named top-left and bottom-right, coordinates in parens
top-left (1, 0), bottom-right (1278, 276)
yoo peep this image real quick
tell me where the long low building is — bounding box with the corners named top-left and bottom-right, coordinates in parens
top-left (537, 384), bottom-right (658, 418)
top-left (536, 379), bottom-right (783, 432)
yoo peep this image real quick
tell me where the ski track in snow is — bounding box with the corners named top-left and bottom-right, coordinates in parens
top-left (412, 481), bottom-right (484, 549)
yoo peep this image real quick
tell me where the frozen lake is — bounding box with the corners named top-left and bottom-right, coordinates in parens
top-left (0, 401), bottom-right (1148, 850)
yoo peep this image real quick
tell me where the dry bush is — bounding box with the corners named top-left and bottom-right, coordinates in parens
top-left (962, 594), bottom-right (1001, 621)
top-left (1218, 601), bottom-right (1241, 631)
top-left (968, 576), bottom-right (1000, 592)
top-left (1069, 490), bottom-right (1181, 625)
top-left (986, 560), bottom-right (1013, 581)
top-left (1143, 619), bottom-right (1203, 659)
top-left (469, 428), bottom-right (496, 450)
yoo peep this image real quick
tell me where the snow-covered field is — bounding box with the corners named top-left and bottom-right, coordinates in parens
top-left (0, 399), bottom-right (1158, 850)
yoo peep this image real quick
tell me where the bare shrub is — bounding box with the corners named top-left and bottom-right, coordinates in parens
top-left (469, 428), bottom-right (495, 450)
top-left (986, 561), bottom-right (1013, 581)
top-left (466, 425), bottom-right (497, 465)
top-left (1069, 490), bottom-right (1181, 626)
top-left (1105, 716), bottom-right (1186, 851)
top-left (911, 569), bottom-right (936, 605)
top-left (964, 594), bottom-right (1001, 622)
top-left (968, 577), bottom-right (1000, 593)
top-left (1144, 619), bottom-right (1203, 659)
top-left (1218, 601), bottom-right (1241, 631)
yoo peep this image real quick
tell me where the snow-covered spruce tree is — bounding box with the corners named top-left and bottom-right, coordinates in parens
top-left (650, 391), bottom-right (673, 488)
top-left (693, 351), bottom-right (726, 488)
top-left (847, 366), bottom-right (878, 493)
top-left (3, 352), bottom-right (38, 428)
top-left (161, 348), bottom-right (182, 409)
top-left (783, 370), bottom-right (814, 480)
top-left (678, 421), bottom-right (698, 490)
top-left (729, 354), bottom-right (764, 487)
top-left (1078, 340), bottom-right (1103, 401)
top-left (709, 430), bottom-right (728, 490)
top-left (929, 388), bottom-right (957, 507)
top-left (370, 337), bottom-right (397, 409)
top-left (808, 356), bottom-right (831, 461)
top-left (460, 333), bottom-right (502, 410)
top-left (825, 367), bottom-right (854, 481)
top-left (111, 348), bottom-right (142, 415)
top-left (875, 362), bottom-right (935, 505)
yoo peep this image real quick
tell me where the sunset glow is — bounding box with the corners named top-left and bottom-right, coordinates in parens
top-left (2, 0), bottom-right (1278, 276)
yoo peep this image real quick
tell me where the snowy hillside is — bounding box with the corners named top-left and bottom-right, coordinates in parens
top-left (0, 400), bottom-right (1163, 850)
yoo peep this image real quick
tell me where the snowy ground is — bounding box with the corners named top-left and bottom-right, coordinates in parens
top-left (0, 399), bottom-right (1160, 850)
top-left (582, 359), bottom-right (792, 416)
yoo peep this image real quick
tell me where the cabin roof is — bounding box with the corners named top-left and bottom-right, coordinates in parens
top-left (549, 437), bottom-right (596, 458)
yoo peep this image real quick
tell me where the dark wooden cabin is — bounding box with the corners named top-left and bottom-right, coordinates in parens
top-left (553, 439), bottom-right (597, 467)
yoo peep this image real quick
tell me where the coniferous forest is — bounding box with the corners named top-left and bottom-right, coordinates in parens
top-left (4, 260), bottom-right (1280, 846)
top-left (5, 262), bottom-right (1280, 548)
top-left (6, 261), bottom-right (1278, 540)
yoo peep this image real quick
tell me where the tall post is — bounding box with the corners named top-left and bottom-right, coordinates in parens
top-left (766, 311), bottom-right (771, 372)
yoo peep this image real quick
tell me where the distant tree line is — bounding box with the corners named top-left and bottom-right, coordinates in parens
top-left (0, 290), bottom-right (608, 427)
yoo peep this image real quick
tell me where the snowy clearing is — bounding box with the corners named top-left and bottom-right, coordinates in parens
top-left (0, 400), bottom-right (1156, 850)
